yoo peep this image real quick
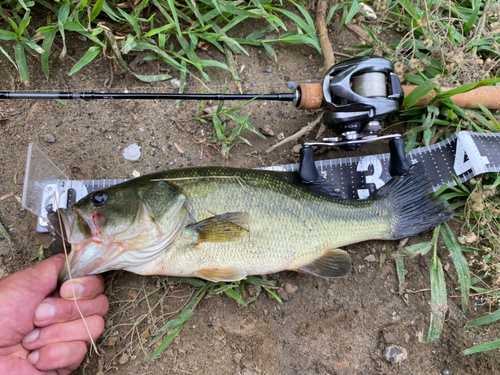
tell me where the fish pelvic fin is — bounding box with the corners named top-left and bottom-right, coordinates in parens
top-left (373, 163), bottom-right (454, 239)
top-left (298, 249), bottom-right (352, 278)
top-left (187, 212), bottom-right (250, 244)
top-left (194, 267), bottom-right (247, 282)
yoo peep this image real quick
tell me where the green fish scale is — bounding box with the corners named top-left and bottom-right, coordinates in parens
top-left (135, 167), bottom-right (390, 275)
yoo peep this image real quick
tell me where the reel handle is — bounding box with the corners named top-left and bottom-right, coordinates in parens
top-left (389, 137), bottom-right (411, 177)
top-left (298, 146), bottom-right (319, 183)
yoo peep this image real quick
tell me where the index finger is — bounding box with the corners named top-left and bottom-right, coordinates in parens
top-left (60, 274), bottom-right (105, 301)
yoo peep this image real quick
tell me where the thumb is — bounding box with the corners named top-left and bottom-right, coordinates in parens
top-left (9, 254), bottom-right (66, 298)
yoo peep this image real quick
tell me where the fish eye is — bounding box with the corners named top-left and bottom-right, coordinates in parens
top-left (91, 191), bottom-right (108, 206)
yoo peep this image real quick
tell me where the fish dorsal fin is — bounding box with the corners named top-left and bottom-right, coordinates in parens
top-left (298, 249), bottom-right (352, 278)
top-left (195, 267), bottom-right (247, 282)
top-left (187, 212), bottom-right (250, 244)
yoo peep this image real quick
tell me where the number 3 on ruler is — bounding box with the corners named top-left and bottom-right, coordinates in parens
top-left (453, 134), bottom-right (489, 175)
top-left (356, 156), bottom-right (384, 199)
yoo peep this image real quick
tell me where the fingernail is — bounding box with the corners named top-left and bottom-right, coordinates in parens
top-left (62, 281), bottom-right (84, 299)
top-left (27, 350), bottom-right (39, 365)
top-left (35, 302), bottom-right (56, 322)
top-left (24, 329), bottom-right (40, 344)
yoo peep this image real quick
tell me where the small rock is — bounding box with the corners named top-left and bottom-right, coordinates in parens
top-left (170, 78), bottom-right (181, 88)
top-left (247, 284), bottom-right (261, 297)
top-left (78, 35), bottom-right (87, 42)
top-left (442, 370), bottom-right (451, 375)
top-left (327, 289), bottom-right (334, 297)
top-left (292, 144), bottom-right (302, 154)
top-left (277, 132), bottom-right (285, 141)
top-left (107, 337), bottom-right (116, 346)
top-left (45, 134), bottom-right (56, 143)
top-left (118, 353), bottom-right (129, 365)
top-left (284, 76), bottom-right (290, 82)
top-left (24, 126), bottom-right (29, 131)
top-left (277, 287), bottom-right (288, 301)
top-left (303, 66), bottom-right (309, 72)
top-left (384, 345), bottom-right (408, 364)
top-left (123, 144), bottom-right (141, 161)
top-left (285, 283), bottom-right (298, 294)
top-left (132, 170), bottom-right (140, 178)
top-left (233, 352), bottom-right (243, 364)
top-left (260, 125), bottom-right (274, 137)
top-left (286, 81), bottom-right (298, 90)
top-left (264, 68), bottom-right (272, 73)
top-left (283, 113), bottom-right (290, 119)
top-left (364, 254), bottom-right (377, 262)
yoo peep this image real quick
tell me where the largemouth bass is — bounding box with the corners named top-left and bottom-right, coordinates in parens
top-left (57, 164), bottom-right (453, 282)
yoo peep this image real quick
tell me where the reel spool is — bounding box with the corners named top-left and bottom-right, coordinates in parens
top-left (298, 56), bottom-right (409, 183)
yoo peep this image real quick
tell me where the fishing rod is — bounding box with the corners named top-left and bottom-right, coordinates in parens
top-left (0, 91), bottom-right (297, 104)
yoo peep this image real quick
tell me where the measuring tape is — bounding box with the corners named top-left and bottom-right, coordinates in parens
top-left (264, 131), bottom-right (499, 199)
top-left (29, 131), bottom-right (499, 232)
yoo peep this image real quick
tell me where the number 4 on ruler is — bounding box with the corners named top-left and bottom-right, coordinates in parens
top-left (453, 133), bottom-right (489, 175)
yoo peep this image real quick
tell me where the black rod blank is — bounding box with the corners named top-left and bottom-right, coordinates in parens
top-left (0, 92), bottom-right (295, 101)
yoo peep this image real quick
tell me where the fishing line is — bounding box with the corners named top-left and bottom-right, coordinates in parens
top-left (54, 191), bottom-right (100, 356)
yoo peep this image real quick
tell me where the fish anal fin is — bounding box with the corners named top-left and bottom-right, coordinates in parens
top-left (298, 249), bottom-right (352, 278)
top-left (188, 212), bottom-right (250, 244)
top-left (195, 267), bottom-right (247, 282)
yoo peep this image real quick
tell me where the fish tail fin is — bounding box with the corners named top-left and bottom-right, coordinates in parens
top-left (373, 163), bottom-right (454, 239)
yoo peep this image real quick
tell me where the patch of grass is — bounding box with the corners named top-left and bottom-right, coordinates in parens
top-left (0, 0), bottom-right (321, 85)
top-left (195, 83), bottom-right (265, 157)
top-left (148, 276), bottom-right (281, 360)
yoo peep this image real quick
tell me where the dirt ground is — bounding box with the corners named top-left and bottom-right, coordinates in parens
top-left (1, 8), bottom-right (500, 375)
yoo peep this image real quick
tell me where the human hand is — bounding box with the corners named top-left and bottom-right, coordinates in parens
top-left (0, 254), bottom-right (109, 374)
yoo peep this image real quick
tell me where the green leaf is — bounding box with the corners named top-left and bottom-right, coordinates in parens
top-left (466, 308), bottom-right (500, 328)
top-left (0, 30), bottom-right (17, 41)
top-left (263, 287), bottom-right (283, 303)
top-left (402, 79), bottom-right (436, 109)
top-left (391, 241), bottom-right (433, 259)
top-left (346, 0), bottom-right (362, 25)
top-left (224, 286), bottom-right (248, 306)
top-left (441, 223), bottom-right (470, 313)
top-left (14, 43), bottom-right (29, 84)
top-left (0, 45), bottom-right (17, 69)
top-left (17, 10), bottom-right (31, 38)
top-left (327, 3), bottom-right (343, 23)
top-left (149, 320), bottom-right (188, 360)
top-left (171, 277), bottom-right (207, 288)
top-left (144, 23), bottom-right (174, 37)
top-left (90, 0), bottom-right (104, 21)
top-left (418, 253), bottom-right (447, 343)
top-left (117, 8), bottom-right (141, 37)
top-left (395, 258), bottom-right (405, 285)
top-left (437, 78), bottom-right (500, 99)
top-left (69, 45), bottom-right (102, 76)
top-left (242, 276), bottom-right (276, 287)
top-left (212, 113), bottom-right (225, 140)
top-left (58, 2), bottom-right (70, 24)
top-left (462, 339), bottom-right (500, 355)
top-left (463, 2), bottom-right (481, 34)
top-left (476, 103), bottom-right (500, 131)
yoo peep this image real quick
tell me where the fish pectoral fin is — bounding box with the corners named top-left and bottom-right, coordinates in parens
top-left (195, 267), bottom-right (247, 282)
top-left (298, 249), bottom-right (352, 278)
top-left (187, 212), bottom-right (250, 244)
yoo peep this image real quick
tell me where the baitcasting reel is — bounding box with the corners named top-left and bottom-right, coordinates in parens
top-left (297, 55), bottom-right (409, 183)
